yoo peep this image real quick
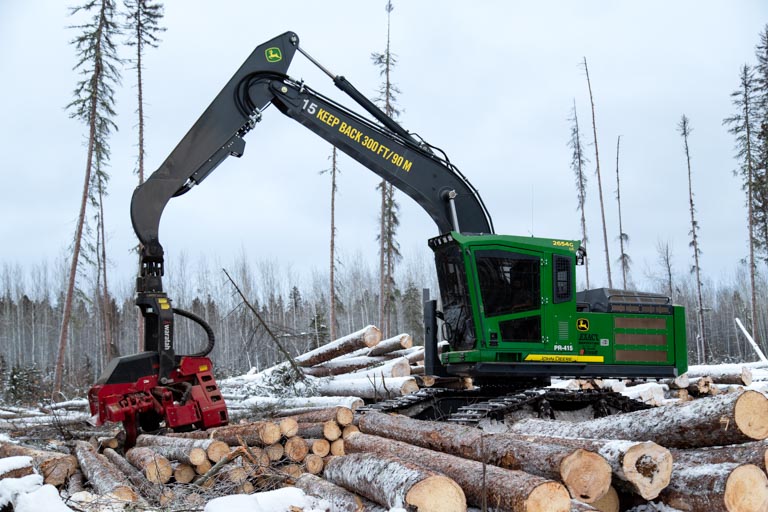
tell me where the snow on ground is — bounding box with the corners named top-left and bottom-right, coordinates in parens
top-left (203, 487), bottom-right (327, 512)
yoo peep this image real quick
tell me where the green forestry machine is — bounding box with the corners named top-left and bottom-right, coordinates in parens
top-left (90, 31), bottom-right (687, 438)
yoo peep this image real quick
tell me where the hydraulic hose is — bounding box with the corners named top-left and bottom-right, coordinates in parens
top-left (173, 307), bottom-right (215, 357)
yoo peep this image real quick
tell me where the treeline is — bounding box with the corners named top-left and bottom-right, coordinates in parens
top-left (0, 252), bottom-right (433, 400)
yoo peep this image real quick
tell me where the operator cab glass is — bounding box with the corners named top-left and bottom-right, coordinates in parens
top-left (433, 241), bottom-right (476, 351)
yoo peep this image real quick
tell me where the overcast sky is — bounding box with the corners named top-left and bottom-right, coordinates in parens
top-left (1, 1), bottom-right (767, 298)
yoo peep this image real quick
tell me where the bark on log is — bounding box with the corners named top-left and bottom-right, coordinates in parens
top-left (324, 452), bottom-right (466, 512)
top-left (358, 412), bottom-right (611, 503)
top-left (508, 390), bottom-right (768, 448)
top-left (0, 456), bottom-right (33, 479)
top-left (231, 395), bottom-right (365, 412)
top-left (315, 376), bottom-right (419, 399)
top-left (295, 473), bottom-right (364, 512)
top-left (367, 334), bottom-right (413, 356)
top-left (136, 433), bottom-right (230, 463)
top-left (686, 366), bottom-right (753, 386)
top-left (282, 406), bottom-right (355, 426)
top-left (0, 442), bottom-right (78, 486)
top-left (659, 463), bottom-right (768, 512)
top-left (296, 325), bottom-right (381, 367)
top-left (345, 432), bottom-right (571, 512)
top-left (73, 441), bottom-right (137, 502)
top-left (125, 447), bottom-right (173, 484)
top-left (502, 432), bottom-right (673, 500)
top-left (297, 420), bottom-right (342, 441)
top-left (571, 500), bottom-right (599, 511)
top-left (333, 357), bottom-right (412, 380)
top-left (669, 440), bottom-right (767, 470)
top-left (133, 441), bottom-right (207, 466)
top-left (102, 447), bottom-right (162, 503)
top-left (166, 421), bottom-right (281, 447)
top-left (66, 471), bottom-right (84, 496)
top-left (307, 347), bottom-right (424, 376)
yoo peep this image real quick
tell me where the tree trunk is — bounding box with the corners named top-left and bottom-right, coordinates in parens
top-left (324, 452), bottom-right (466, 512)
top-left (345, 432), bottom-right (571, 512)
top-left (0, 442), bottom-right (78, 487)
top-left (358, 412), bottom-right (611, 503)
top-left (296, 325), bottom-right (382, 367)
top-left (686, 367), bottom-right (753, 386)
top-left (669, 441), bottom-right (767, 469)
top-left (314, 375), bottom-right (418, 399)
top-left (135, 434), bottom-right (230, 462)
top-left (0, 456), bottom-right (33, 479)
top-left (508, 390), bottom-right (768, 448)
top-left (281, 406), bottom-right (354, 426)
top-left (297, 420), bottom-right (342, 442)
top-left (73, 441), bottom-right (138, 502)
top-left (295, 473), bottom-right (364, 512)
top-left (501, 433), bottom-right (672, 500)
top-left (102, 447), bottom-right (162, 503)
top-left (659, 463), bottom-right (768, 512)
top-left (125, 446), bottom-right (173, 484)
top-left (166, 421), bottom-right (281, 447)
top-left (332, 356), bottom-right (412, 380)
top-left (367, 333), bottom-right (412, 356)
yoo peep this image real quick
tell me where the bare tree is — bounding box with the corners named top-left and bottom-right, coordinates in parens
top-left (372, 0), bottom-right (401, 337)
top-left (724, 64), bottom-right (760, 344)
top-left (323, 147), bottom-right (341, 340)
top-left (54, 0), bottom-right (122, 397)
top-left (656, 240), bottom-right (674, 298)
top-left (582, 57), bottom-right (612, 288)
top-left (615, 135), bottom-right (631, 289)
top-left (568, 99), bottom-right (590, 288)
top-left (678, 114), bottom-right (706, 364)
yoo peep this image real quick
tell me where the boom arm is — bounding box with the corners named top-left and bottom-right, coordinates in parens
top-left (132, 31), bottom-right (493, 377)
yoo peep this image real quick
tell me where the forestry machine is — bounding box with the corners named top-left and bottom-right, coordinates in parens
top-left (88, 32), bottom-right (688, 441)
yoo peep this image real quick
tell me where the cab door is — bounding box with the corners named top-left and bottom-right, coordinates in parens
top-left (469, 246), bottom-right (543, 355)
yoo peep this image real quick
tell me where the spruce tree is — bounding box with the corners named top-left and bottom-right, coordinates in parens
top-left (753, 26), bottom-right (768, 261)
top-left (372, 0), bottom-right (401, 337)
top-left (724, 64), bottom-right (759, 344)
top-left (568, 99), bottom-right (590, 288)
top-left (54, 0), bottom-right (122, 397)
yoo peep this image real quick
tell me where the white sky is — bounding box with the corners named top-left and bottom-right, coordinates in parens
top-left (1, 1), bottom-right (766, 297)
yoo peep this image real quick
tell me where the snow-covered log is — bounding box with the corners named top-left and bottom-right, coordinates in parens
top-left (0, 442), bottom-right (77, 487)
top-left (508, 390), bottom-right (768, 448)
top-left (358, 412), bottom-right (611, 503)
top-left (136, 434), bottom-right (230, 462)
top-left (367, 333), bottom-right (412, 357)
top-left (345, 432), bottom-right (571, 512)
top-left (499, 433), bottom-right (673, 500)
top-left (295, 326), bottom-right (382, 367)
top-left (295, 473), bottom-right (364, 512)
top-left (313, 375), bottom-right (418, 399)
top-left (659, 462), bottom-right (768, 512)
top-left (73, 441), bottom-right (137, 502)
top-left (0, 456), bottom-right (33, 479)
top-left (323, 452), bottom-right (466, 512)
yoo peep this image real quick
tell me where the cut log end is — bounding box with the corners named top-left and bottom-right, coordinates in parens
top-left (622, 442), bottom-right (673, 500)
top-left (724, 464), bottom-right (768, 512)
top-left (735, 391), bottom-right (768, 440)
top-left (526, 481), bottom-right (572, 512)
top-left (590, 486), bottom-right (619, 512)
top-left (559, 449), bottom-right (612, 503)
top-left (405, 475), bottom-right (466, 512)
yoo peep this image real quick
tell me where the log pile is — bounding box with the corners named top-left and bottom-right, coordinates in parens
top-left (0, 324), bottom-right (767, 511)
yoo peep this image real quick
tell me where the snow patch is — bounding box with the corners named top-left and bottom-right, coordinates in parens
top-left (14, 484), bottom-right (73, 512)
top-left (0, 473), bottom-right (43, 507)
top-left (204, 487), bottom-right (327, 512)
top-left (0, 455), bottom-right (32, 474)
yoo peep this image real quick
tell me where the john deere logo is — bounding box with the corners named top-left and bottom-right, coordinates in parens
top-left (265, 47), bottom-right (282, 63)
top-left (576, 318), bottom-right (589, 331)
